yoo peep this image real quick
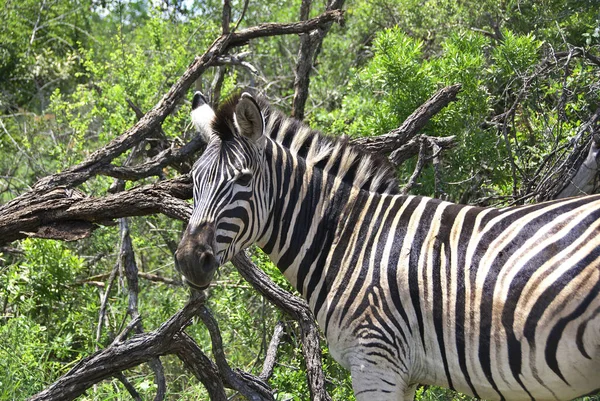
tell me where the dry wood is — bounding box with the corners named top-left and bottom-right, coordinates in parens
top-left (291, 0), bottom-right (345, 120)
top-left (28, 297), bottom-right (205, 401)
top-left (0, 9), bottom-right (345, 226)
top-left (232, 252), bottom-right (332, 401)
top-left (260, 321), bottom-right (286, 381)
top-left (351, 84), bottom-right (462, 153)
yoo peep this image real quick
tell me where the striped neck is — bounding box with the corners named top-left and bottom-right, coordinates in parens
top-left (256, 139), bottom-right (360, 298)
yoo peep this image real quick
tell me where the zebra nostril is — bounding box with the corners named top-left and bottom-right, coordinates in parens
top-left (197, 250), bottom-right (215, 268)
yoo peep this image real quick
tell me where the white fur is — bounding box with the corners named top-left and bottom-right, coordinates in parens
top-left (191, 103), bottom-right (217, 143)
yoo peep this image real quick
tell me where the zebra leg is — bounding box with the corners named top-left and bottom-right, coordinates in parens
top-left (350, 360), bottom-right (409, 401)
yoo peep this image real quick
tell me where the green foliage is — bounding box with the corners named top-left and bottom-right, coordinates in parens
top-left (319, 27), bottom-right (501, 198)
top-left (0, 239), bottom-right (98, 398)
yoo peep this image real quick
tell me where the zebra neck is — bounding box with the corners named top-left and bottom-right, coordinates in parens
top-left (256, 144), bottom-right (358, 298)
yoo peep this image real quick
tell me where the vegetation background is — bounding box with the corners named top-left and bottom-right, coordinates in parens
top-left (0, 0), bottom-right (599, 399)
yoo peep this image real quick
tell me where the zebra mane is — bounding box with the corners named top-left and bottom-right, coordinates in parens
top-left (212, 92), bottom-right (399, 195)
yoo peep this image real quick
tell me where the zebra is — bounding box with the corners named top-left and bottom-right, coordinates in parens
top-left (175, 91), bottom-right (600, 401)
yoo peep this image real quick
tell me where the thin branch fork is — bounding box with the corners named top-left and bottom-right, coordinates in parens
top-left (27, 297), bottom-right (206, 401)
top-left (28, 294), bottom-right (275, 401)
top-left (232, 252), bottom-right (332, 401)
top-left (260, 321), bottom-right (286, 381)
top-left (291, 0), bottom-right (346, 120)
top-left (351, 84), bottom-right (462, 153)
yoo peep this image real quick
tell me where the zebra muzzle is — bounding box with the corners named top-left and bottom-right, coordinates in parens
top-left (175, 222), bottom-right (218, 290)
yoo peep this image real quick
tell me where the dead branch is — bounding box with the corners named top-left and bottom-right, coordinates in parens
top-left (197, 303), bottom-right (274, 400)
top-left (291, 0), bottom-right (345, 120)
top-left (232, 252), bottom-right (332, 401)
top-left (28, 294), bottom-right (274, 401)
top-left (535, 107), bottom-right (600, 201)
top-left (389, 134), bottom-right (456, 167)
top-left (95, 261), bottom-right (120, 353)
top-left (0, 176), bottom-right (192, 245)
top-left (114, 372), bottom-right (143, 401)
top-left (260, 321), bottom-right (286, 381)
top-left (173, 332), bottom-right (228, 401)
top-left (351, 84), bottom-right (462, 153)
top-left (28, 297), bottom-right (206, 401)
top-left (0, 9), bottom-right (345, 230)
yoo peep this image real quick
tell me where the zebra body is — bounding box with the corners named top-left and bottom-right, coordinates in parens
top-left (176, 92), bottom-right (600, 400)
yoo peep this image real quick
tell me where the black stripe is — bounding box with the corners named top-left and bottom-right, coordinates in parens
top-left (545, 271), bottom-right (600, 384)
top-left (310, 178), bottom-right (353, 316)
top-left (280, 166), bottom-right (323, 281)
top-left (323, 190), bottom-right (373, 332)
top-left (408, 198), bottom-right (440, 349)
top-left (478, 200), bottom-right (600, 398)
top-left (454, 206), bottom-right (482, 398)
top-left (330, 191), bottom-right (382, 330)
top-left (431, 203), bottom-right (463, 391)
top-left (387, 197), bottom-right (422, 335)
top-left (345, 195), bottom-right (394, 323)
top-left (262, 146), bottom-right (287, 254)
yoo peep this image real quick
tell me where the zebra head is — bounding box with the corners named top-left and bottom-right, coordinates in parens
top-left (175, 91), bottom-right (267, 290)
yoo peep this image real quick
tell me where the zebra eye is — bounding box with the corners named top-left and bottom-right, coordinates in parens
top-left (235, 172), bottom-right (252, 186)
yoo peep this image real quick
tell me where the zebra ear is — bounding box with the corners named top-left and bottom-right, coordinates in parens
top-left (191, 91), bottom-right (216, 142)
top-left (234, 92), bottom-right (264, 142)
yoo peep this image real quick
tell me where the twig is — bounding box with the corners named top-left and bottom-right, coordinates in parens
top-left (291, 0), bottom-right (345, 120)
top-left (95, 262), bottom-right (120, 352)
top-left (401, 139), bottom-right (428, 195)
top-left (260, 321), bottom-right (285, 381)
top-left (232, 252), bottom-right (332, 401)
top-left (197, 305), bottom-right (274, 400)
top-left (114, 372), bottom-right (143, 401)
top-left (352, 84), bottom-right (462, 153)
top-left (232, 0), bottom-right (250, 32)
top-left (28, 296), bottom-right (207, 401)
top-left (4, 9), bottom-right (344, 197)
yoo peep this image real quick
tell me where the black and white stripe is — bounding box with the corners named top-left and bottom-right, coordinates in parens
top-left (180, 91), bottom-right (600, 401)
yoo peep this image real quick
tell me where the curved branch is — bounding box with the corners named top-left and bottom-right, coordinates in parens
top-left (27, 297), bottom-right (206, 401)
top-left (351, 84), bottom-right (462, 153)
top-left (232, 252), bottom-right (332, 401)
top-left (1, 9), bottom-right (345, 227)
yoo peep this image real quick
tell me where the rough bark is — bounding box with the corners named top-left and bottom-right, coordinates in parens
top-left (28, 298), bottom-right (206, 401)
top-left (351, 84), bottom-right (462, 153)
top-left (0, 9), bottom-right (345, 220)
top-left (232, 253), bottom-right (332, 401)
top-left (291, 0), bottom-right (345, 120)
top-left (0, 176), bottom-right (192, 244)
top-left (541, 107), bottom-right (600, 200)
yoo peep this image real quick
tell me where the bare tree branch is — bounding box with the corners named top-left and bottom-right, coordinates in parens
top-left (0, 9), bottom-right (345, 225)
top-left (291, 0), bottom-right (345, 120)
top-left (27, 296), bottom-right (206, 401)
top-left (114, 372), bottom-right (143, 401)
top-left (197, 303), bottom-right (274, 400)
top-left (232, 252), bottom-right (332, 401)
top-left (173, 332), bottom-right (228, 401)
top-left (351, 84), bottom-right (462, 153)
top-left (260, 321), bottom-right (285, 381)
